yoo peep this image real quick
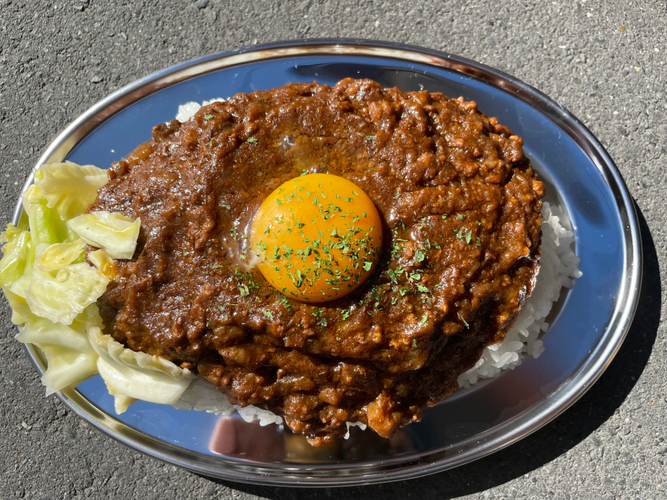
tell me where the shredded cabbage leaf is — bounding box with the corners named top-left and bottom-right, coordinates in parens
top-left (24, 260), bottom-right (109, 326)
top-left (2, 287), bottom-right (31, 325)
top-left (68, 211), bottom-right (140, 260)
top-left (21, 185), bottom-right (71, 246)
top-left (34, 162), bottom-right (108, 220)
top-left (2, 162), bottom-right (201, 414)
top-left (0, 225), bottom-right (31, 288)
top-left (1, 223), bottom-right (23, 245)
top-left (34, 240), bottom-right (86, 273)
top-left (88, 248), bottom-right (116, 279)
top-left (88, 327), bottom-right (195, 411)
top-left (39, 345), bottom-right (99, 396)
top-left (16, 306), bottom-right (101, 395)
top-left (106, 383), bottom-right (137, 414)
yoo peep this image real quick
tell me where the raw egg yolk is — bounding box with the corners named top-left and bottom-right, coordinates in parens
top-left (250, 173), bottom-right (383, 303)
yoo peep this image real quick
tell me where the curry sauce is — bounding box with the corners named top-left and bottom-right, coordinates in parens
top-left (91, 79), bottom-right (544, 445)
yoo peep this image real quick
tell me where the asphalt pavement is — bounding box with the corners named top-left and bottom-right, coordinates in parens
top-left (1, 1), bottom-right (666, 499)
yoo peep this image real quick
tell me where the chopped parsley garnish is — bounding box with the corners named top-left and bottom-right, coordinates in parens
top-left (221, 204), bottom-right (231, 210)
top-left (263, 310), bottom-right (274, 319)
top-left (278, 298), bottom-right (292, 311)
top-left (365, 135), bottom-right (375, 141)
top-left (204, 114), bottom-right (213, 120)
top-left (247, 137), bottom-right (258, 144)
top-left (412, 337), bottom-right (418, 348)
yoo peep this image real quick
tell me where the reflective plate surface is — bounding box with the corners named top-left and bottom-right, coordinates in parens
top-left (18, 40), bottom-right (641, 486)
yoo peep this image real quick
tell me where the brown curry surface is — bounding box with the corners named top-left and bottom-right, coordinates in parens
top-left (90, 78), bottom-right (544, 446)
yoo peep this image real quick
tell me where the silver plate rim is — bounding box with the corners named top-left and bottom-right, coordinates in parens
top-left (13, 39), bottom-right (642, 487)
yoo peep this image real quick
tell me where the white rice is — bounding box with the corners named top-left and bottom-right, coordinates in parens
top-left (457, 201), bottom-right (581, 388)
top-left (170, 99), bottom-right (581, 430)
top-left (173, 377), bottom-right (283, 427)
top-left (175, 98), bottom-right (226, 123)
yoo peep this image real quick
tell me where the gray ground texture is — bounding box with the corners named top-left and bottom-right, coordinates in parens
top-left (1, 0), bottom-right (665, 499)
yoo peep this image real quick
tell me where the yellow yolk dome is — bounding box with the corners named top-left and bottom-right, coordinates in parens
top-left (250, 173), bottom-right (383, 303)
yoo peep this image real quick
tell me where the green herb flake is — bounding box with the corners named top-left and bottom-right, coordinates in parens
top-left (419, 316), bottom-right (428, 325)
top-left (204, 114), bottom-right (213, 120)
top-left (278, 298), bottom-right (293, 311)
top-left (263, 310), bottom-right (274, 320)
top-left (363, 262), bottom-right (373, 271)
top-left (221, 204), bottom-right (231, 210)
top-left (247, 137), bottom-right (258, 144)
top-left (412, 337), bottom-right (418, 348)
top-left (365, 135), bottom-right (375, 141)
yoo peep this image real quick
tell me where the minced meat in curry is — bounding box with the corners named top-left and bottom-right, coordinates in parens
top-left (90, 78), bottom-right (544, 446)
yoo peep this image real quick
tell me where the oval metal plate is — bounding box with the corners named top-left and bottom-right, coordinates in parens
top-left (16, 40), bottom-right (641, 486)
